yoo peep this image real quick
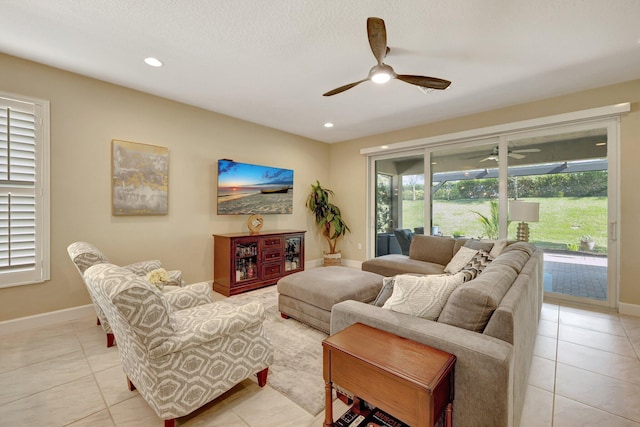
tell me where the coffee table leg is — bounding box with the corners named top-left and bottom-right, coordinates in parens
top-left (324, 381), bottom-right (334, 427)
top-left (445, 402), bottom-right (453, 427)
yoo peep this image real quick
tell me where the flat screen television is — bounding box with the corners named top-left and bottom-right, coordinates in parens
top-left (217, 159), bottom-right (294, 215)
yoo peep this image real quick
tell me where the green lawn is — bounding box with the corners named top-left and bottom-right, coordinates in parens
top-left (402, 197), bottom-right (608, 253)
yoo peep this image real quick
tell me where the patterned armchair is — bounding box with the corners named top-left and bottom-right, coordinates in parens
top-left (84, 263), bottom-right (274, 427)
top-left (67, 242), bottom-right (186, 347)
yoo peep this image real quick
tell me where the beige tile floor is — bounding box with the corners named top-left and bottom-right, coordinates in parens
top-left (1, 302), bottom-right (639, 427)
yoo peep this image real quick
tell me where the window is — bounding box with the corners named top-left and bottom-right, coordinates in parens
top-left (0, 93), bottom-right (49, 288)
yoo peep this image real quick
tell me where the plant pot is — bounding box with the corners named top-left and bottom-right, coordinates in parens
top-left (323, 251), bottom-right (342, 266)
top-left (580, 241), bottom-right (595, 251)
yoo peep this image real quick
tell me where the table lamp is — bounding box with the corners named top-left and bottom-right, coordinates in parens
top-left (509, 200), bottom-right (540, 242)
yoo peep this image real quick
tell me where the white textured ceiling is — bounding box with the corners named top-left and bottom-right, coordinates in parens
top-left (1, 0), bottom-right (640, 143)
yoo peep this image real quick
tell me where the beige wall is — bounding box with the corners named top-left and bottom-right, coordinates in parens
top-left (330, 79), bottom-right (640, 309)
top-left (0, 53), bottom-right (330, 321)
top-left (2, 51), bottom-right (639, 322)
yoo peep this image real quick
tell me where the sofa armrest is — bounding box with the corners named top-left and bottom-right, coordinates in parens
top-left (164, 282), bottom-right (213, 311)
top-left (151, 301), bottom-right (266, 357)
top-left (330, 300), bottom-right (514, 427)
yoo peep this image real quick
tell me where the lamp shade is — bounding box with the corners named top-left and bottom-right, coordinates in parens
top-left (509, 200), bottom-right (539, 222)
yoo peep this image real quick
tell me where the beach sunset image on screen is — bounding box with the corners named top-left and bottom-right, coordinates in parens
top-left (217, 159), bottom-right (294, 215)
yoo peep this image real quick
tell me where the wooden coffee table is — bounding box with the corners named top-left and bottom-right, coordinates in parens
top-left (322, 323), bottom-right (456, 427)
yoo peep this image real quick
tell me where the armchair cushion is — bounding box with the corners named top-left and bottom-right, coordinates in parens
top-left (164, 282), bottom-right (213, 311)
top-left (124, 259), bottom-right (184, 286)
top-left (123, 259), bottom-right (162, 275)
top-left (154, 302), bottom-right (266, 357)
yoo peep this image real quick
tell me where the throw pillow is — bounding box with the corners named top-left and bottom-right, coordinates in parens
top-left (373, 276), bottom-right (396, 307)
top-left (444, 246), bottom-right (478, 274)
top-left (382, 273), bottom-right (465, 320)
top-left (460, 249), bottom-right (494, 282)
top-left (481, 239), bottom-right (508, 258)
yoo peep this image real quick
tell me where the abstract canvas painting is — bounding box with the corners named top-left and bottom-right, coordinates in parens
top-left (112, 140), bottom-right (169, 215)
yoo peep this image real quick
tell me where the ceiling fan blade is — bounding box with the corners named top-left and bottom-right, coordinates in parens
top-left (511, 148), bottom-right (541, 153)
top-left (396, 75), bottom-right (451, 90)
top-left (508, 153), bottom-right (526, 159)
top-left (479, 157), bottom-right (494, 163)
top-left (367, 17), bottom-right (387, 64)
top-left (322, 79), bottom-right (368, 96)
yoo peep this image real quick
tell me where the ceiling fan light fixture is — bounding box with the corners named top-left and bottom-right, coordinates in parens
top-left (144, 57), bottom-right (163, 67)
top-left (369, 63), bottom-right (394, 84)
top-left (371, 71), bottom-right (391, 84)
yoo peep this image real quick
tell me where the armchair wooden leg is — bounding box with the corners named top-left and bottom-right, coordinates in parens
top-left (164, 419), bottom-right (175, 427)
top-left (127, 377), bottom-right (136, 391)
top-left (106, 333), bottom-right (115, 348)
top-left (256, 367), bottom-right (269, 387)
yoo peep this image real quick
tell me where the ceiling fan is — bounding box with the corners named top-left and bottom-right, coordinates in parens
top-left (322, 17), bottom-right (452, 97)
top-left (474, 147), bottom-right (541, 163)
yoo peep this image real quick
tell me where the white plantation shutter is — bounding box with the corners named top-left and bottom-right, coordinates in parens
top-left (0, 94), bottom-right (49, 287)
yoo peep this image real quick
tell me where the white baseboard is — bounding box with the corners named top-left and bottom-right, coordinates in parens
top-left (0, 304), bottom-right (95, 337)
top-left (619, 302), bottom-right (640, 318)
top-left (306, 258), bottom-right (362, 269)
top-left (0, 258), bottom-right (366, 337)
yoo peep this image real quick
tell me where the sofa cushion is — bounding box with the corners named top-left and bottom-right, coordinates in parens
top-left (490, 242), bottom-right (536, 274)
top-left (437, 263), bottom-right (518, 332)
top-left (464, 239), bottom-right (495, 253)
top-left (453, 238), bottom-right (468, 255)
top-left (277, 266), bottom-right (383, 311)
top-left (382, 273), bottom-right (465, 320)
top-left (444, 246), bottom-right (478, 274)
top-left (362, 254), bottom-right (446, 277)
top-left (409, 235), bottom-right (455, 265)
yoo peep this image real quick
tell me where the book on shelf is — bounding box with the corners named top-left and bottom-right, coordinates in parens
top-left (335, 405), bottom-right (409, 427)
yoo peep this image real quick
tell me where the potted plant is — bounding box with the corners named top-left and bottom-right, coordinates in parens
top-left (306, 180), bottom-right (351, 266)
top-left (580, 235), bottom-right (595, 251)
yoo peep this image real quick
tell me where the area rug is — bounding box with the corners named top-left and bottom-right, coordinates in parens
top-left (227, 286), bottom-right (328, 415)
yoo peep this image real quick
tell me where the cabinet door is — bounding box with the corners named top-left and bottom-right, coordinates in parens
top-left (284, 235), bottom-right (303, 272)
top-left (232, 238), bottom-right (260, 284)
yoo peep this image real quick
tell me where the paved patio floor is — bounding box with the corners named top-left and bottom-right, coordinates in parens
top-left (543, 251), bottom-right (607, 301)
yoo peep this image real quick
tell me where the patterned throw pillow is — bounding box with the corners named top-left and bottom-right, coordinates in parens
top-left (460, 249), bottom-right (494, 282)
top-left (444, 246), bottom-right (478, 274)
top-left (373, 276), bottom-right (396, 307)
top-left (382, 273), bottom-right (465, 320)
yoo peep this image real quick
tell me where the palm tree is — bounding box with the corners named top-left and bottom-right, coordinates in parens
top-left (472, 199), bottom-right (503, 239)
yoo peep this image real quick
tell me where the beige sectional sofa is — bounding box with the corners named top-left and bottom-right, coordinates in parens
top-left (331, 235), bottom-right (543, 427)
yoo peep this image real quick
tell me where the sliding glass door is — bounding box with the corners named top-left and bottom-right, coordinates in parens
top-left (504, 125), bottom-right (614, 306)
top-left (430, 139), bottom-right (501, 239)
top-left (368, 119), bottom-right (618, 308)
top-left (373, 151), bottom-right (424, 257)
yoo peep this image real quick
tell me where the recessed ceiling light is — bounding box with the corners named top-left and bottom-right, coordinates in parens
top-left (381, 145), bottom-right (389, 149)
top-left (324, 122), bottom-right (334, 128)
top-left (144, 57), bottom-right (163, 67)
